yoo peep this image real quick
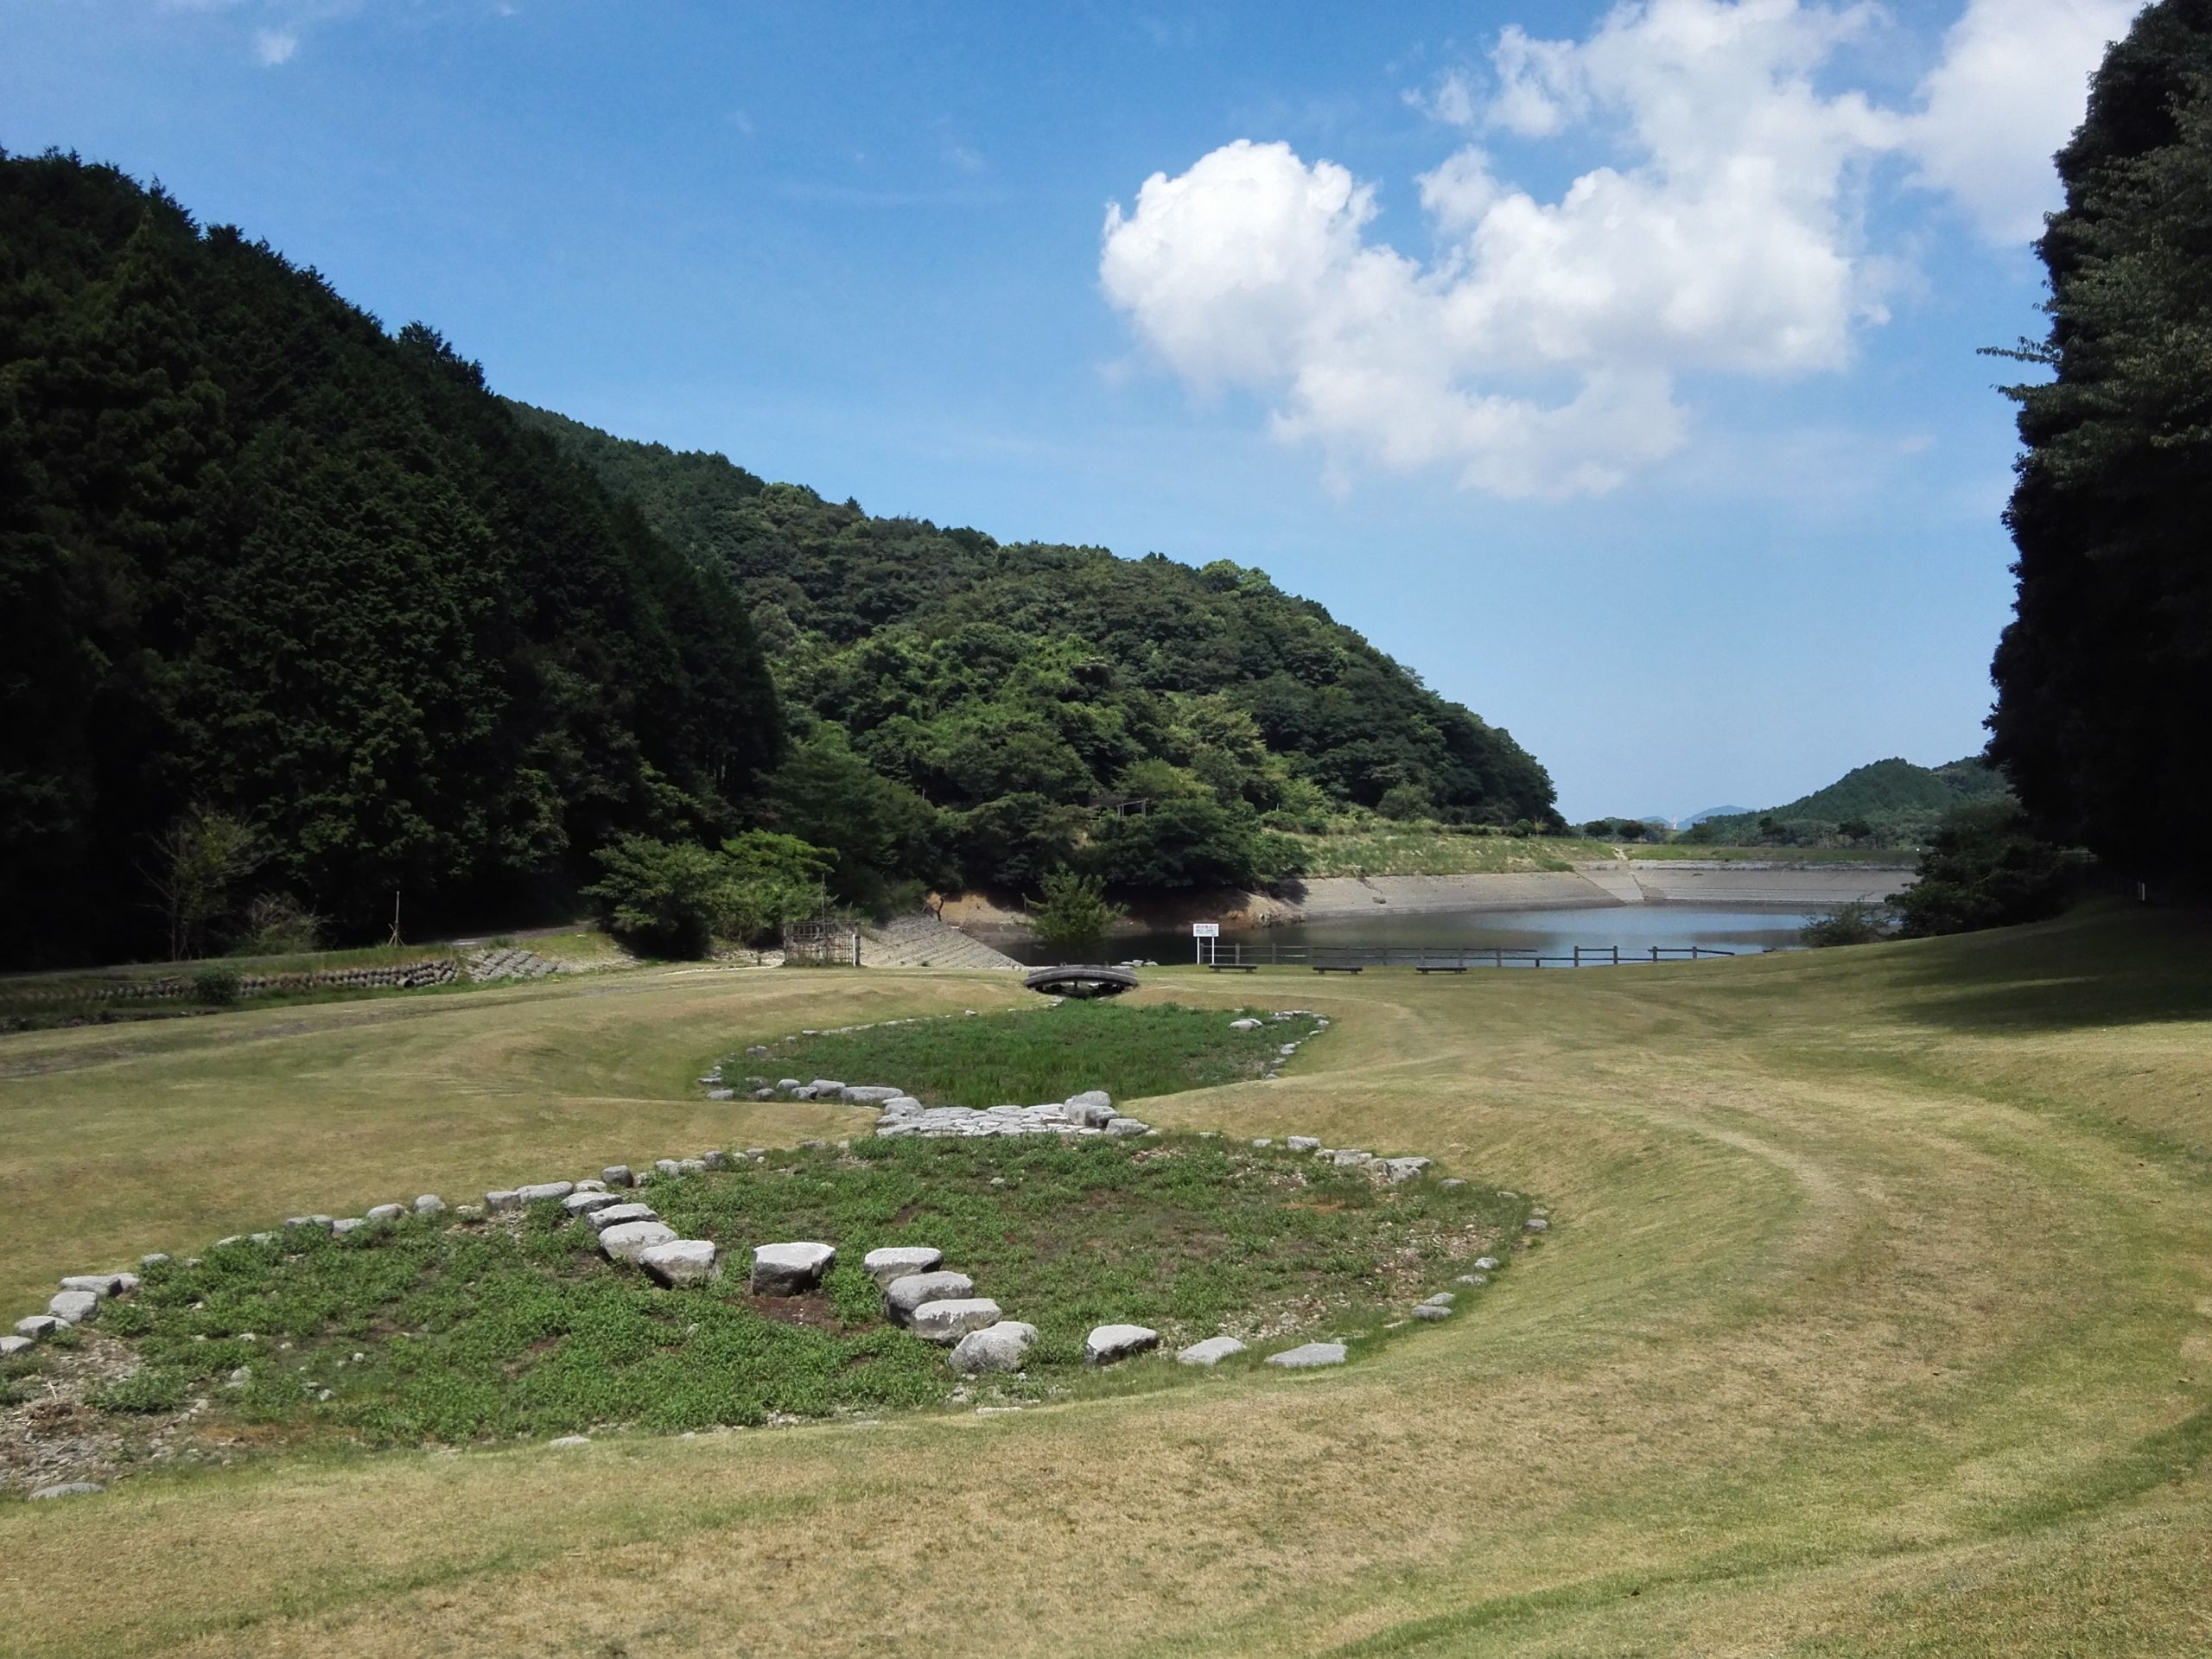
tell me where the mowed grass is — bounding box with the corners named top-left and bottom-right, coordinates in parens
top-left (745, 1001), bottom-right (1323, 1105)
top-left (22, 1136), bottom-right (1510, 1450)
top-left (0, 906), bottom-right (2208, 1657)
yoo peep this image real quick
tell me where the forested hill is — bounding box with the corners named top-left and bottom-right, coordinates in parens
top-left (1699, 757), bottom-right (2012, 846)
top-left (0, 153), bottom-right (783, 968)
top-left (513, 404), bottom-right (1560, 884)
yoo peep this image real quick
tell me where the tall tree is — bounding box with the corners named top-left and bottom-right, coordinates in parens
top-left (1986, 0), bottom-right (2212, 875)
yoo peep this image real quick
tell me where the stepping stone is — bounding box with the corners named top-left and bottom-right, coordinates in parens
top-left (140, 1253), bottom-right (171, 1268)
top-left (1423, 1292), bottom-right (1456, 1306)
top-left (1229, 1018), bottom-right (1262, 1030)
top-left (909, 1299), bottom-right (1003, 1343)
top-left (1439, 1179), bottom-right (1467, 1192)
top-left (639, 1240), bottom-right (718, 1288)
top-left (0, 1335), bottom-right (32, 1357)
top-left (601, 1166), bottom-right (635, 1188)
top-left (751, 1242), bottom-right (836, 1296)
top-left (365, 1204), bottom-right (405, 1223)
top-left (548, 1435), bottom-right (591, 1449)
top-left (1103, 1117), bottom-right (1150, 1137)
top-left (331, 1218), bottom-right (367, 1236)
top-left (1474, 1256), bottom-right (1501, 1271)
top-left (574, 1179), bottom-right (607, 1193)
top-left (1177, 1336), bottom-right (1248, 1367)
top-left (15, 1315), bottom-right (61, 1340)
top-left (1413, 1304), bottom-right (1452, 1320)
top-left (1456, 1274), bottom-right (1490, 1287)
top-left (806, 1079), bottom-right (847, 1094)
top-left (1084, 1324), bottom-right (1160, 1365)
top-left (57, 1274), bottom-right (124, 1297)
top-left (1065, 1090), bottom-right (1114, 1126)
top-left (701, 1151), bottom-right (728, 1170)
top-left (1382, 1158), bottom-right (1433, 1183)
top-left (1523, 1217), bottom-right (1550, 1233)
top-left (862, 1246), bottom-right (944, 1288)
top-left (887, 1271), bottom-right (975, 1325)
top-left (587, 1203), bottom-right (658, 1231)
top-left (654, 1160), bottom-right (682, 1178)
top-left (1287, 1136), bottom-right (1321, 1152)
top-left (516, 1182), bottom-right (575, 1204)
top-left (678, 1158), bottom-right (707, 1174)
top-left (48, 1290), bottom-right (99, 1325)
top-left (598, 1220), bottom-right (678, 1266)
top-left (841, 1085), bottom-right (905, 1103)
top-left (29, 1483), bottom-right (102, 1500)
top-left (1266, 1341), bottom-right (1347, 1369)
top-left (563, 1191), bottom-right (625, 1216)
top-left (413, 1196), bottom-right (447, 1215)
top-left (485, 1190), bottom-right (522, 1214)
top-left (949, 1321), bottom-right (1038, 1374)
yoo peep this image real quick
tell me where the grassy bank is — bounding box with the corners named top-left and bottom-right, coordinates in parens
top-left (0, 910), bottom-right (2207, 1656)
top-left (1286, 827), bottom-right (1608, 876)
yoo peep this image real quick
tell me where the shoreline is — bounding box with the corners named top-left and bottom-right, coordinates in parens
top-left (943, 863), bottom-right (1917, 941)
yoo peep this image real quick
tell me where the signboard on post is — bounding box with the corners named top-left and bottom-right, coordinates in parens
top-left (1192, 920), bottom-right (1219, 966)
top-left (1191, 923), bottom-right (1220, 937)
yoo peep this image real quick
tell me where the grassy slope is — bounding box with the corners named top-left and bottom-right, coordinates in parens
top-left (2, 910), bottom-right (2209, 1656)
top-left (1283, 828), bottom-right (1913, 875)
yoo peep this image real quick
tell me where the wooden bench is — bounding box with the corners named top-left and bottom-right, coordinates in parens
top-left (1414, 964), bottom-right (1469, 974)
top-left (1206, 963), bottom-right (1259, 972)
top-left (1312, 963), bottom-right (1364, 974)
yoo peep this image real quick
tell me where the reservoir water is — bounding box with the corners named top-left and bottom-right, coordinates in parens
top-left (1001, 904), bottom-right (1817, 967)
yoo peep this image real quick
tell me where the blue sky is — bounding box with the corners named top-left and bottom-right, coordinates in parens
top-left (3, 0), bottom-right (2141, 822)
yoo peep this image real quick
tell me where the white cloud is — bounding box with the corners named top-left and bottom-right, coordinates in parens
top-left (252, 26), bottom-right (297, 65)
top-left (1905, 0), bottom-right (2142, 243)
top-left (1102, 0), bottom-right (2136, 499)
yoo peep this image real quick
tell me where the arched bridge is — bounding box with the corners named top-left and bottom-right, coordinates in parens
top-left (1022, 964), bottom-right (1138, 999)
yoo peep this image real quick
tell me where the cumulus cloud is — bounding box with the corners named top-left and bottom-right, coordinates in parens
top-left (1906, 0), bottom-right (2141, 243)
top-left (252, 26), bottom-right (298, 65)
top-left (1100, 0), bottom-right (2135, 499)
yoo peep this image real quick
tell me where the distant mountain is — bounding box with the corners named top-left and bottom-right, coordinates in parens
top-left (1698, 758), bottom-right (2012, 846)
top-left (1681, 804), bottom-right (1752, 825)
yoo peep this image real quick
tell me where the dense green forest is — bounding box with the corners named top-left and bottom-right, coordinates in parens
top-left (1986, 0), bottom-right (2211, 880)
top-left (0, 150), bottom-right (1556, 968)
top-left (0, 152), bottom-right (782, 969)
top-left (513, 406), bottom-right (1560, 891)
top-left (1693, 757), bottom-right (2012, 847)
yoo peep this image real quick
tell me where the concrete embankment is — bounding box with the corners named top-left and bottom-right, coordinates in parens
top-left (1291, 862), bottom-right (1914, 919)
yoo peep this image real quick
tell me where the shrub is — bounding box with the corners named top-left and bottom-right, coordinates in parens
top-left (1893, 803), bottom-right (2076, 937)
top-left (1800, 902), bottom-right (1894, 947)
top-left (192, 965), bottom-right (244, 1006)
top-left (89, 1368), bottom-right (192, 1414)
top-left (1031, 868), bottom-right (1126, 962)
top-left (234, 893), bottom-right (323, 956)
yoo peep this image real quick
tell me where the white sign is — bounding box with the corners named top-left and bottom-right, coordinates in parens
top-left (1191, 922), bottom-right (1220, 938)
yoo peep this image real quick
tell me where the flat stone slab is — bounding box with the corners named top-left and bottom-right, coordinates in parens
top-left (48, 1290), bottom-right (99, 1325)
top-left (414, 1195), bottom-right (447, 1215)
top-left (1423, 1292), bottom-right (1456, 1306)
top-left (1176, 1336), bottom-right (1249, 1367)
top-left (1412, 1304), bottom-right (1452, 1320)
top-left (1084, 1324), bottom-right (1160, 1365)
top-left (365, 1204), bottom-right (405, 1222)
top-left (587, 1202), bottom-right (658, 1231)
top-left (949, 1320), bottom-right (1038, 1374)
top-left (58, 1273), bottom-right (126, 1297)
top-left (601, 1166), bottom-right (635, 1187)
top-left (1474, 1256), bottom-right (1501, 1271)
top-left (1382, 1158), bottom-right (1433, 1183)
top-left (1266, 1341), bottom-right (1347, 1369)
top-left (752, 1241), bottom-right (836, 1295)
top-left (1229, 1018), bottom-right (1262, 1030)
top-left (1523, 1217), bottom-right (1550, 1233)
top-left (485, 1190), bottom-right (522, 1214)
top-left (331, 1217), bottom-right (367, 1236)
top-left (1103, 1116), bottom-right (1150, 1137)
top-left (908, 1298), bottom-right (1004, 1342)
top-left (15, 1314), bottom-right (61, 1340)
top-left (1286, 1135), bottom-right (1321, 1151)
top-left (640, 1239), bottom-right (719, 1288)
top-left (29, 1483), bottom-right (103, 1500)
top-left (563, 1191), bottom-right (625, 1216)
top-left (863, 1246), bottom-right (944, 1288)
top-left (887, 1270), bottom-right (975, 1324)
top-left (516, 1181), bottom-right (575, 1204)
top-left (0, 1335), bottom-right (33, 1357)
top-left (841, 1084), bottom-right (905, 1103)
top-left (598, 1220), bottom-right (678, 1265)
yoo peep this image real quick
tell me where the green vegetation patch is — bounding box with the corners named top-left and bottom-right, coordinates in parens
top-left (79, 1139), bottom-right (1521, 1446)
top-left (739, 1000), bottom-right (1323, 1108)
top-left (1286, 827), bottom-right (1604, 877)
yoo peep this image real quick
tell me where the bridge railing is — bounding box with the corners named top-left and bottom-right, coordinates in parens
top-left (1198, 941), bottom-right (1745, 971)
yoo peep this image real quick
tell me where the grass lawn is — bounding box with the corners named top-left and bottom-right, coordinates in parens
top-left (0, 906), bottom-right (2208, 1656)
top-left (744, 1001), bottom-right (1324, 1105)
